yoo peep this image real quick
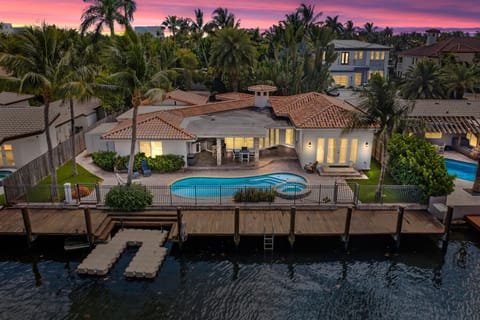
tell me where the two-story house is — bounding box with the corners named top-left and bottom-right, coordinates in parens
top-left (329, 40), bottom-right (391, 88)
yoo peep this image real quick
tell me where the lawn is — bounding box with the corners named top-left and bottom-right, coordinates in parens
top-left (347, 160), bottom-right (420, 203)
top-left (24, 161), bottom-right (102, 202)
top-left (0, 194), bottom-right (5, 206)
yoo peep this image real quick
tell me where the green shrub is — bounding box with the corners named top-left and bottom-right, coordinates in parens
top-left (105, 184), bottom-right (153, 211)
top-left (91, 151), bottom-right (117, 171)
top-left (114, 156), bottom-right (129, 171)
top-left (234, 187), bottom-right (276, 203)
top-left (148, 154), bottom-right (185, 173)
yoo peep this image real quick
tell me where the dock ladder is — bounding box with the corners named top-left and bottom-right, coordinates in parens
top-left (264, 234), bottom-right (274, 251)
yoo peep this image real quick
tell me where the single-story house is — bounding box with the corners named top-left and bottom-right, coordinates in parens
top-left (0, 92), bottom-right (35, 107)
top-left (88, 85), bottom-right (376, 170)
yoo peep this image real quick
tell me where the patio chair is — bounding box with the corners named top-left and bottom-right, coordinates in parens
top-left (141, 160), bottom-right (152, 177)
top-left (125, 163), bottom-right (141, 179)
top-left (303, 161), bottom-right (318, 174)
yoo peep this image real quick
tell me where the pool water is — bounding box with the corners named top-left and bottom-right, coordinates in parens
top-left (0, 170), bottom-right (13, 179)
top-left (171, 173), bottom-right (307, 198)
top-left (444, 159), bottom-right (477, 181)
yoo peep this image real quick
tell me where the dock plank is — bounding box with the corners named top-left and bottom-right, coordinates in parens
top-left (0, 209), bottom-right (25, 234)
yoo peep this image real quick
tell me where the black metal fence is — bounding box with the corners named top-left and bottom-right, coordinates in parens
top-left (4, 183), bottom-right (423, 207)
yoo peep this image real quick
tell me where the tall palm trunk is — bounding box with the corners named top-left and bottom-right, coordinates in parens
top-left (126, 103), bottom-right (139, 186)
top-left (44, 99), bottom-right (58, 198)
top-left (69, 98), bottom-right (78, 176)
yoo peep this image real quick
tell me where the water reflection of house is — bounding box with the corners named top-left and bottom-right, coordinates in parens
top-left (87, 86), bottom-right (376, 170)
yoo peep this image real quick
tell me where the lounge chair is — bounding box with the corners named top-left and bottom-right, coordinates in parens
top-left (125, 163), bottom-right (141, 179)
top-left (141, 160), bottom-right (152, 177)
top-left (304, 161), bottom-right (318, 174)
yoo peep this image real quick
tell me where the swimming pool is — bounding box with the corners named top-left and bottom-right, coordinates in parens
top-left (444, 159), bottom-right (477, 181)
top-left (171, 173), bottom-right (307, 198)
top-left (0, 170), bottom-right (14, 187)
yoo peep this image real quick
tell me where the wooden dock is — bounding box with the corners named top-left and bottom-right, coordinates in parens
top-left (465, 215), bottom-right (480, 232)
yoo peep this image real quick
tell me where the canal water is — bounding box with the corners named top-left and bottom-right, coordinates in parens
top-left (1, 229), bottom-right (480, 320)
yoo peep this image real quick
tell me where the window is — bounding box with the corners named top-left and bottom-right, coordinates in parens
top-left (370, 51), bottom-right (385, 61)
top-left (275, 129), bottom-right (280, 145)
top-left (425, 132), bottom-right (442, 139)
top-left (327, 138), bottom-right (335, 164)
top-left (354, 73), bottom-right (362, 86)
top-left (466, 132), bottom-right (477, 147)
top-left (368, 70), bottom-right (384, 79)
top-left (285, 129), bottom-right (294, 145)
top-left (322, 51), bottom-right (326, 61)
top-left (332, 75), bottom-right (349, 87)
top-left (139, 141), bottom-right (163, 157)
top-left (341, 52), bottom-right (349, 64)
top-left (339, 138), bottom-right (348, 164)
top-left (316, 138), bottom-right (325, 163)
top-left (354, 51), bottom-right (363, 60)
top-left (350, 139), bottom-right (358, 163)
top-left (225, 137), bottom-right (254, 150)
top-left (0, 144), bottom-right (14, 166)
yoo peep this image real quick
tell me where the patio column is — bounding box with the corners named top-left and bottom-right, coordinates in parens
top-left (254, 138), bottom-right (260, 163)
top-left (216, 138), bottom-right (222, 166)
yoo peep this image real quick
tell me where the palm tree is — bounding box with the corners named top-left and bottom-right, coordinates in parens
top-left (352, 74), bottom-right (413, 200)
top-left (325, 16), bottom-right (344, 35)
top-left (190, 8), bottom-right (209, 67)
top-left (122, 0), bottom-right (136, 27)
top-left (101, 28), bottom-right (169, 184)
top-left (162, 15), bottom-right (189, 56)
top-left (210, 27), bottom-right (256, 92)
top-left (343, 20), bottom-right (357, 39)
top-left (0, 24), bottom-right (73, 197)
top-left (80, 0), bottom-right (125, 37)
top-left (442, 62), bottom-right (478, 99)
top-left (210, 7), bottom-right (240, 30)
top-left (296, 3), bottom-right (322, 31)
top-left (401, 59), bottom-right (446, 99)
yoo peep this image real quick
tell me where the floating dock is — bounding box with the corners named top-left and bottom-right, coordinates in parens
top-left (77, 229), bottom-right (168, 278)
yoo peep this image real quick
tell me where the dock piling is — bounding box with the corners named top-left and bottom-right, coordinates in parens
top-left (83, 208), bottom-right (94, 245)
top-left (393, 206), bottom-right (405, 250)
top-left (234, 207), bottom-right (240, 246)
top-left (21, 207), bottom-right (33, 247)
top-left (441, 206), bottom-right (454, 251)
top-left (288, 207), bottom-right (296, 247)
top-left (177, 207), bottom-right (183, 249)
top-left (342, 207), bottom-right (353, 250)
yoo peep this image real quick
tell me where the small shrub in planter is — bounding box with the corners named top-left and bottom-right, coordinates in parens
top-left (233, 187), bottom-right (276, 203)
top-left (92, 151), bottom-right (117, 171)
top-left (71, 186), bottom-right (91, 198)
top-left (114, 156), bottom-right (129, 172)
top-left (105, 184), bottom-right (153, 211)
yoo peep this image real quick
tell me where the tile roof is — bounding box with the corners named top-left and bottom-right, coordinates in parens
top-left (401, 38), bottom-right (480, 57)
top-left (165, 89), bottom-right (209, 105)
top-left (215, 92), bottom-right (254, 101)
top-left (270, 92), bottom-right (364, 128)
top-left (247, 85), bottom-right (277, 92)
top-left (102, 111), bottom-right (195, 140)
top-left (0, 92), bottom-right (35, 105)
top-left (176, 98), bottom-right (255, 117)
top-left (51, 98), bottom-right (101, 127)
top-left (409, 99), bottom-right (480, 118)
top-left (331, 40), bottom-right (391, 50)
top-left (0, 105), bottom-right (60, 143)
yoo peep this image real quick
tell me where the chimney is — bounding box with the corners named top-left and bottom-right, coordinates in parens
top-left (426, 29), bottom-right (440, 46)
top-left (247, 85), bottom-right (277, 108)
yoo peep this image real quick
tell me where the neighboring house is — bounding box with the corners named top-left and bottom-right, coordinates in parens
top-left (0, 105), bottom-right (59, 168)
top-left (51, 98), bottom-right (104, 143)
top-left (134, 26), bottom-right (164, 38)
top-left (0, 22), bottom-right (14, 34)
top-left (0, 92), bottom-right (35, 106)
top-left (329, 40), bottom-right (391, 88)
top-left (396, 29), bottom-right (480, 77)
top-left (88, 85), bottom-right (375, 170)
top-left (162, 89), bottom-right (209, 107)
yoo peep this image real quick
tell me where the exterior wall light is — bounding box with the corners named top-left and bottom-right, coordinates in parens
top-left (364, 141), bottom-right (369, 148)
top-left (307, 141), bottom-right (312, 149)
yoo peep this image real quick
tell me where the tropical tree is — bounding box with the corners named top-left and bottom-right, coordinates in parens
top-left (101, 28), bottom-right (170, 184)
top-left (190, 8), bottom-right (210, 67)
top-left (0, 24), bottom-right (73, 196)
top-left (210, 7), bottom-right (240, 30)
top-left (351, 74), bottom-right (414, 200)
top-left (210, 27), bottom-right (256, 92)
top-left (401, 58), bottom-right (446, 99)
top-left (162, 15), bottom-right (189, 56)
top-left (296, 3), bottom-right (322, 31)
top-left (442, 62), bottom-right (478, 99)
top-left (80, 0), bottom-right (126, 37)
top-left (342, 20), bottom-right (358, 39)
top-left (325, 16), bottom-right (344, 35)
top-left (122, 0), bottom-right (136, 27)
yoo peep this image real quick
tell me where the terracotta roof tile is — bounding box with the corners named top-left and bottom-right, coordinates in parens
top-left (165, 89), bottom-right (209, 105)
top-left (215, 92), bottom-right (254, 101)
top-left (177, 98), bottom-right (255, 117)
top-left (102, 111), bottom-right (195, 140)
top-left (401, 38), bottom-right (480, 57)
top-left (270, 92), bottom-right (363, 128)
top-left (247, 85), bottom-right (277, 92)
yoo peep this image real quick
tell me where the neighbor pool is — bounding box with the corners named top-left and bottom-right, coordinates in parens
top-left (171, 173), bottom-right (307, 198)
top-left (0, 170), bottom-right (13, 179)
top-left (444, 159), bottom-right (477, 182)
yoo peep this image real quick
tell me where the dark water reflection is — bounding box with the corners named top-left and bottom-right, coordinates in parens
top-left (0, 230), bottom-right (480, 320)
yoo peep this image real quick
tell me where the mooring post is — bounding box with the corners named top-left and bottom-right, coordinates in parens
top-left (83, 208), bottom-right (94, 245)
top-left (394, 206), bottom-right (405, 250)
top-left (177, 207), bottom-right (183, 249)
top-left (342, 207), bottom-right (353, 250)
top-left (21, 207), bottom-right (33, 247)
top-left (442, 206), bottom-right (454, 251)
top-left (234, 207), bottom-right (240, 246)
top-left (288, 207), bottom-right (296, 247)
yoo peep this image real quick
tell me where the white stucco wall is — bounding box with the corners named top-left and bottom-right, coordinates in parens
top-left (113, 140), bottom-right (188, 161)
top-left (298, 129), bottom-right (374, 170)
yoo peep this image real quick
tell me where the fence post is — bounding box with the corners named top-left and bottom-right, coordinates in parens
top-left (288, 207), bottom-right (296, 247)
top-left (318, 184), bottom-right (322, 204)
top-left (354, 183), bottom-right (359, 207)
top-left (95, 184), bottom-right (101, 205)
top-left (169, 186), bottom-right (173, 206)
top-left (234, 207), bottom-right (240, 246)
top-left (219, 185), bottom-right (222, 205)
top-left (75, 184), bottom-right (81, 203)
top-left (194, 185), bottom-right (197, 206)
top-left (333, 181), bottom-right (338, 204)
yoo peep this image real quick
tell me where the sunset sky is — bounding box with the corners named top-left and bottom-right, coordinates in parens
top-left (1, 0), bottom-right (479, 33)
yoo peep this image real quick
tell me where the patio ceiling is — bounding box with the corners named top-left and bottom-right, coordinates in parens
top-left (183, 108), bottom-right (291, 138)
top-left (409, 115), bottom-right (480, 134)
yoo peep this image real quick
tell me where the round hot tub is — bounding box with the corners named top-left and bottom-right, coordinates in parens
top-left (275, 181), bottom-right (311, 199)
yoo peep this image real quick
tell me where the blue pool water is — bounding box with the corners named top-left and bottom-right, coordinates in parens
top-left (171, 173), bottom-right (307, 198)
top-left (444, 159), bottom-right (477, 181)
top-left (0, 170), bottom-right (13, 179)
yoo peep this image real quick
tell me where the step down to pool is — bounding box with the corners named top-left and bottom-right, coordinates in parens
top-left (264, 234), bottom-right (274, 251)
top-left (77, 228), bottom-right (168, 279)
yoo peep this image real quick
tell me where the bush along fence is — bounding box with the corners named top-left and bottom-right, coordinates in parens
top-left (3, 182), bottom-right (423, 208)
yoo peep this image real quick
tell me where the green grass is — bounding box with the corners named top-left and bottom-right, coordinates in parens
top-left (0, 194), bottom-right (5, 206)
top-left (24, 161), bottom-right (102, 202)
top-left (347, 160), bottom-right (412, 203)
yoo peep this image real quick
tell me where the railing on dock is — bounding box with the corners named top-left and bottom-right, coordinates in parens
top-left (3, 182), bottom-right (423, 208)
